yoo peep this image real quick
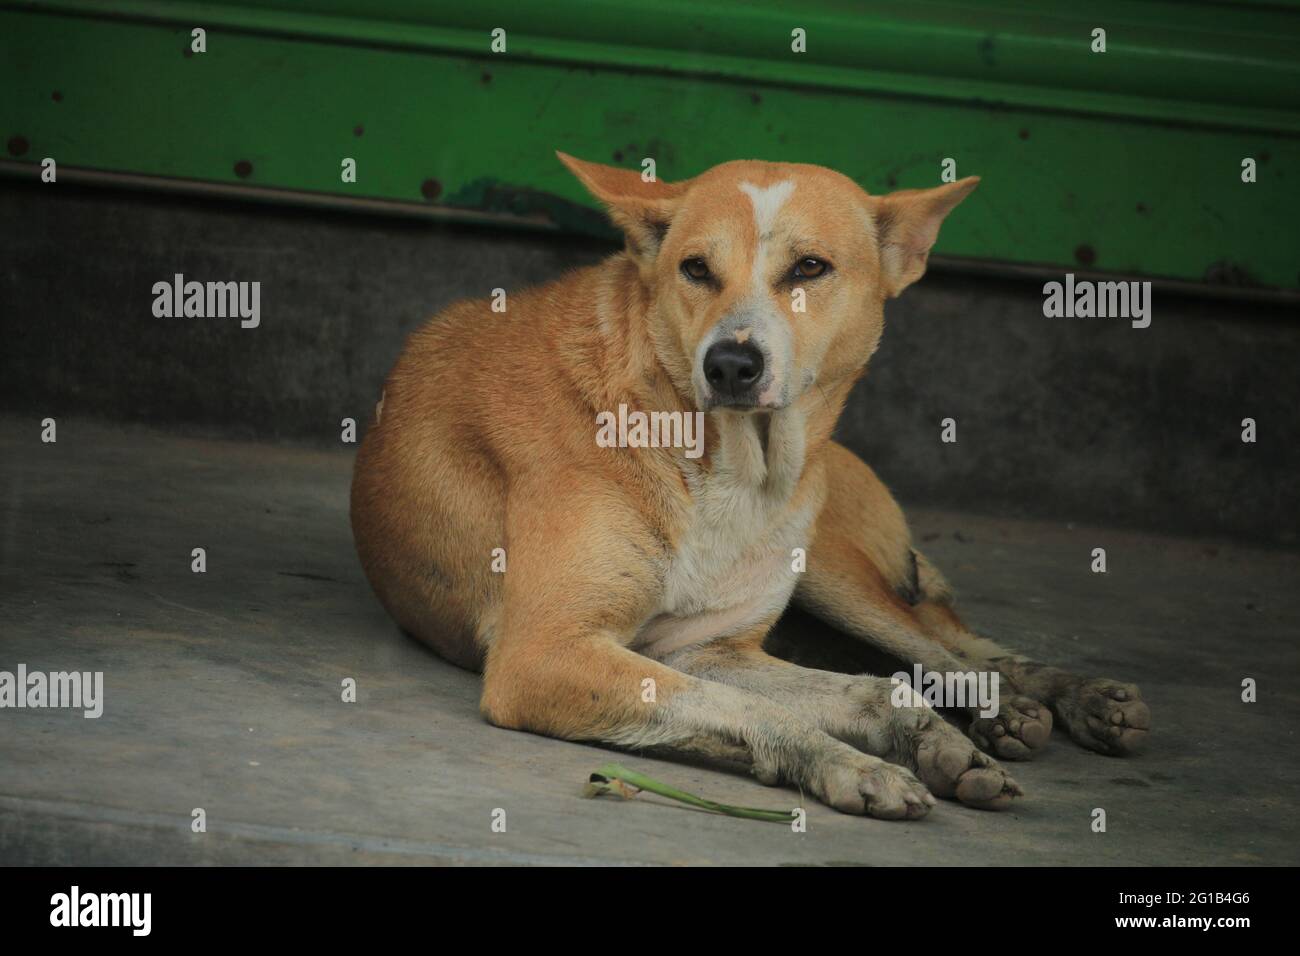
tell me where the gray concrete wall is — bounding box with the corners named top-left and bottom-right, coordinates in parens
top-left (2, 181), bottom-right (1296, 543)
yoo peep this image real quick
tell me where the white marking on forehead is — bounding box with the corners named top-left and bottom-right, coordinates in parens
top-left (731, 179), bottom-right (797, 365)
top-left (739, 180), bottom-right (795, 235)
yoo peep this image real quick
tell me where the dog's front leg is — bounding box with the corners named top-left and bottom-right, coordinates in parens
top-left (796, 554), bottom-right (1060, 760)
top-left (478, 493), bottom-right (934, 819)
top-left (658, 629), bottom-right (1021, 811)
top-left (913, 601), bottom-right (1150, 756)
top-left (795, 443), bottom-right (1055, 760)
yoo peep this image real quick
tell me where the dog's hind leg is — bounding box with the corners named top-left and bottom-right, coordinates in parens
top-left (479, 487), bottom-right (934, 819)
top-left (484, 631), bottom-right (943, 819)
top-left (657, 628), bottom-right (1022, 811)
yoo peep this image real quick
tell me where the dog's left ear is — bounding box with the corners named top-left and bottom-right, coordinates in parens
top-left (870, 177), bottom-right (979, 297)
top-left (557, 151), bottom-right (686, 264)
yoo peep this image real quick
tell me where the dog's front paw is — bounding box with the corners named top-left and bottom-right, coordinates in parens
top-left (967, 696), bottom-right (1052, 760)
top-left (812, 748), bottom-right (935, 820)
top-left (912, 719), bottom-right (1023, 811)
top-left (1056, 678), bottom-right (1149, 755)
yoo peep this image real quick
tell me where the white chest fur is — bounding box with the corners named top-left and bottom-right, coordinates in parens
top-left (633, 408), bottom-right (813, 659)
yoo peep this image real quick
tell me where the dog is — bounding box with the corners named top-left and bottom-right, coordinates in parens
top-left (350, 153), bottom-right (1150, 819)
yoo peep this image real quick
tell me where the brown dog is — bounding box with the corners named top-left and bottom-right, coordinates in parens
top-left (350, 153), bottom-right (1150, 819)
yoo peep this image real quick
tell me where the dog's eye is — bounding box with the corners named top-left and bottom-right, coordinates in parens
top-left (793, 257), bottom-right (830, 279)
top-left (681, 257), bottom-right (711, 282)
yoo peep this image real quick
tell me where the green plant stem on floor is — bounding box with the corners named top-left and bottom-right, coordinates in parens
top-left (584, 762), bottom-right (797, 824)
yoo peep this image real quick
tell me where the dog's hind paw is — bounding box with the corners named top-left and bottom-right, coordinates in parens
top-left (812, 749), bottom-right (936, 820)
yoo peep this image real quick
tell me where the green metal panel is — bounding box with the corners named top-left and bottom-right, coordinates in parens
top-left (2, 0), bottom-right (1298, 290)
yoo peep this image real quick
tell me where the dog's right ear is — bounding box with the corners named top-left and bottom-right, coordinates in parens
top-left (557, 151), bottom-right (686, 264)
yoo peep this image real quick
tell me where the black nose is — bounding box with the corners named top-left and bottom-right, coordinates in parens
top-left (703, 340), bottom-right (765, 399)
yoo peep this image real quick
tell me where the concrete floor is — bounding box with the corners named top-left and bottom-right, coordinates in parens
top-left (1, 416), bottom-right (1297, 866)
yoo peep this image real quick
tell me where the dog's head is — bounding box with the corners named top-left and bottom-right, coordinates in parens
top-left (560, 152), bottom-right (977, 412)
